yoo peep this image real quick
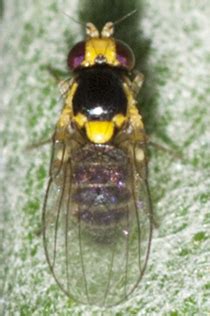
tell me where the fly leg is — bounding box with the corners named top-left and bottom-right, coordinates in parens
top-left (148, 140), bottom-right (183, 160)
top-left (45, 64), bottom-right (74, 100)
top-left (125, 76), bottom-right (182, 159)
top-left (130, 71), bottom-right (144, 97)
top-left (26, 138), bottom-right (52, 150)
top-left (27, 77), bottom-right (75, 150)
top-left (46, 64), bottom-right (69, 82)
top-left (123, 79), bottom-right (146, 143)
top-left (123, 71), bottom-right (144, 98)
top-left (55, 80), bottom-right (78, 142)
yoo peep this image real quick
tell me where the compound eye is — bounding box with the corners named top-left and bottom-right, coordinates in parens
top-left (115, 40), bottom-right (135, 70)
top-left (67, 41), bottom-right (86, 70)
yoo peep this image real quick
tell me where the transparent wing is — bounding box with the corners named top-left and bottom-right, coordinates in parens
top-left (43, 138), bottom-right (153, 307)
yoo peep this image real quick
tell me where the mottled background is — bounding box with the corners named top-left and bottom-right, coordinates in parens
top-left (1, 0), bottom-right (210, 315)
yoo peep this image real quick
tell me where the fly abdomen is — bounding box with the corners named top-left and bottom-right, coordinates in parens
top-left (73, 187), bottom-right (130, 206)
top-left (71, 144), bottom-right (131, 229)
top-left (78, 208), bottom-right (127, 226)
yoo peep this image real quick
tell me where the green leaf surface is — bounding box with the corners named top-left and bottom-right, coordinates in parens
top-left (1, 0), bottom-right (210, 315)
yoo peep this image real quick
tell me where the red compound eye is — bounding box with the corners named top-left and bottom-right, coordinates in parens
top-left (67, 41), bottom-right (86, 70)
top-left (115, 40), bottom-right (135, 70)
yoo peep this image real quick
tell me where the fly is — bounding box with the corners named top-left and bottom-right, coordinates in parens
top-left (42, 14), bottom-right (153, 307)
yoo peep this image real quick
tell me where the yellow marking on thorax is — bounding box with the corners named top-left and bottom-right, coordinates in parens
top-left (82, 38), bottom-right (120, 67)
top-left (112, 114), bottom-right (127, 128)
top-left (73, 113), bottom-right (87, 128)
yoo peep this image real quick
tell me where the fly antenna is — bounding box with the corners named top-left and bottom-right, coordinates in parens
top-left (63, 12), bottom-right (99, 38)
top-left (101, 9), bottom-right (137, 37)
top-left (62, 11), bottom-right (86, 27)
top-left (113, 9), bottom-right (137, 26)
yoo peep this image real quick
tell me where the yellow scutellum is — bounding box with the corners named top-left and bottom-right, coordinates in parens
top-left (73, 113), bottom-right (127, 143)
top-left (85, 121), bottom-right (115, 144)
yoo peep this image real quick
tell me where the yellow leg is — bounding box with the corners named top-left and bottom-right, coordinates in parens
top-left (55, 81), bottom-right (78, 141)
top-left (123, 71), bottom-right (144, 97)
top-left (131, 71), bottom-right (144, 97)
top-left (58, 78), bottom-right (74, 97)
top-left (123, 80), bottom-right (146, 143)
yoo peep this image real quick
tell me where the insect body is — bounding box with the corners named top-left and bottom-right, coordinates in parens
top-left (43, 21), bottom-right (153, 307)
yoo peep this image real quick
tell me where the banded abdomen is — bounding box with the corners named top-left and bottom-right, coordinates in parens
top-left (71, 144), bottom-right (132, 233)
